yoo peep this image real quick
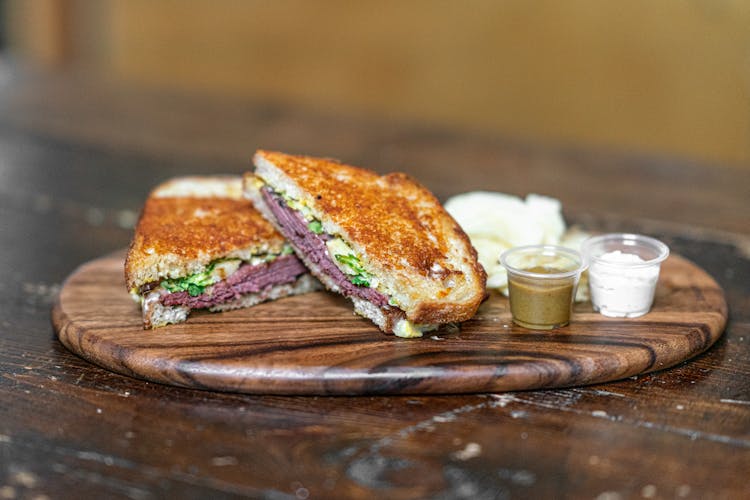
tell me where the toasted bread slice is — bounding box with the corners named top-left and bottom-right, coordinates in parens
top-left (244, 150), bottom-right (487, 337)
top-left (125, 176), bottom-right (318, 329)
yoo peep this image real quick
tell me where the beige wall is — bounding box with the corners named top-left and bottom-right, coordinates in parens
top-left (8, 0), bottom-right (750, 168)
top-left (6, 0), bottom-right (70, 67)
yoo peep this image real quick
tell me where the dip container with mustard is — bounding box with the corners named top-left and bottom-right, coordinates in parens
top-left (500, 245), bottom-right (587, 330)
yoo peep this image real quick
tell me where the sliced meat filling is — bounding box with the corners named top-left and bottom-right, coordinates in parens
top-left (160, 254), bottom-right (306, 309)
top-left (262, 188), bottom-right (404, 324)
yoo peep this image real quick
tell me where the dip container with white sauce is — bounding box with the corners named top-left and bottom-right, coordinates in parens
top-left (582, 233), bottom-right (669, 318)
top-left (500, 245), bottom-right (587, 330)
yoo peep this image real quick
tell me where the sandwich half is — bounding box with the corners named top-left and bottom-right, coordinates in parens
top-left (244, 150), bottom-right (487, 338)
top-left (125, 176), bottom-right (319, 329)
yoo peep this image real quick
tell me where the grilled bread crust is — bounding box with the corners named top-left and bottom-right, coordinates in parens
top-left (125, 176), bottom-right (287, 291)
top-left (247, 150), bottom-right (487, 326)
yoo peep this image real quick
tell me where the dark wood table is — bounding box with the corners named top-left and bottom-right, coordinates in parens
top-left (1, 71), bottom-right (748, 499)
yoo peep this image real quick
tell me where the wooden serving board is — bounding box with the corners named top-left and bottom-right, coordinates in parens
top-left (53, 251), bottom-right (727, 395)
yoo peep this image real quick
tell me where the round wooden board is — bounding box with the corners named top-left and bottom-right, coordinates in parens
top-left (53, 251), bottom-right (727, 395)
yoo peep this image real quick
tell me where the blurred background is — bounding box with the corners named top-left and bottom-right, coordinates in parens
top-left (2, 0), bottom-right (749, 169)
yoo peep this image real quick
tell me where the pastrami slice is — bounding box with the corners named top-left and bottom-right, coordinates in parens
top-left (160, 255), bottom-right (307, 309)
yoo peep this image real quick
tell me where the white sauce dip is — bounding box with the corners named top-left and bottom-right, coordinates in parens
top-left (588, 250), bottom-right (660, 318)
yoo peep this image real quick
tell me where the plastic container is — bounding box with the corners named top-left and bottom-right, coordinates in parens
top-left (582, 233), bottom-right (670, 318)
top-left (500, 245), bottom-right (587, 330)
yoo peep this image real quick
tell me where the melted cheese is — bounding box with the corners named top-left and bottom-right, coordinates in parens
top-left (210, 259), bottom-right (242, 282)
top-left (393, 319), bottom-right (422, 338)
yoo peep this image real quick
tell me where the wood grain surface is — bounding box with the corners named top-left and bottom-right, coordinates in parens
top-left (3, 72), bottom-right (748, 499)
top-left (53, 251), bottom-right (727, 395)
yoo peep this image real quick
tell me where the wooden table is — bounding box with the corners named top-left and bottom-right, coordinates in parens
top-left (1, 71), bottom-right (748, 499)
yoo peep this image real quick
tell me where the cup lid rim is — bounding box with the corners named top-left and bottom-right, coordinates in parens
top-left (500, 244), bottom-right (588, 279)
top-left (582, 233), bottom-right (670, 268)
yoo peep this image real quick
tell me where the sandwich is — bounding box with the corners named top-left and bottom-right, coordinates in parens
top-left (243, 150), bottom-right (487, 338)
top-left (125, 176), bottom-right (319, 329)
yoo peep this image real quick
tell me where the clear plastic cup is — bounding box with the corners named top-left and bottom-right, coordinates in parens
top-left (500, 245), bottom-right (587, 330)
top-left (582, 233), bottom-right (669, 318)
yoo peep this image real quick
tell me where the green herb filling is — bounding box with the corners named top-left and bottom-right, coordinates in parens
top-left (161, 262), bottom-right (217, 297)
top-left (307, 220), bottom-right (323, 234)
top-left (335, 253), bottom-right (373, 287)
